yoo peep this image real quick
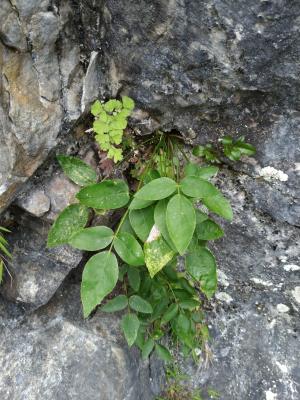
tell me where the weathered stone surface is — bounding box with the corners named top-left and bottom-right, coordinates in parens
top-left (0, 1), bottom-right (299, 399)
top-left (0, 0), bottom-right (85, 213)
top-left (0, 212), bottom-right (82, 309)
top-left (178, 169), bottom-right (300, 399)
top-left (0, 282), bottom-right (163, 400)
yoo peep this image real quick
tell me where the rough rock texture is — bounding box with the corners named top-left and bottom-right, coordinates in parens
top-left (0, 0), bottom-right (300, 399)
top-left (182, 170), bottom-right (300, 399)
top-left (0, 282), bottom-right (163, 400)
top-left (0, 210), bottom-right (82, 309)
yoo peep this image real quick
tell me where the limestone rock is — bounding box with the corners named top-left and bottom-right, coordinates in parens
top-left (0, 212), bottom-right (82, 309)
top-left (0, 282), bottom-right (163, 400)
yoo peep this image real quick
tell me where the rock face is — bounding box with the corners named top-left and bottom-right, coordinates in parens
top-left (0, 282), bottom-right (163, 400)
top-left (0, 0), bottom-right (299, 399)
top-left (182, 170), bottom-right (300, 399)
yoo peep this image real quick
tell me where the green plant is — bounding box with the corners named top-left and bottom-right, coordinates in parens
top-left (0, 226), bottom-right (11, 284)
top-left (193, 135), bottom-right (256, 163)
top-left (47, 126), bottom-right (233, 362)
top-left (156, 366), bottom-right (203, 400)
top-left (90, 97), bottom-right (135, 162)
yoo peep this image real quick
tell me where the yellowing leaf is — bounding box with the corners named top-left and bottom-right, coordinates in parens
top-left (144, 225), bottom-right (175, 278)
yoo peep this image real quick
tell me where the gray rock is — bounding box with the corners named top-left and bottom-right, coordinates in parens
top-left (16, 189), bottom-right (50, 217)
top-left (0, 212), bottom-right (82, 309)
top-left (0, 282), bottom-right (163, 400)
top-left (179, 169), bottom-right (300, 399)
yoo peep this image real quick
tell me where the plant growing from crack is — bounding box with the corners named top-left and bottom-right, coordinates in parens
top-left (0, 226), bottom-right (12, 284)
top-left (47, 97), bottom-right (255, 362)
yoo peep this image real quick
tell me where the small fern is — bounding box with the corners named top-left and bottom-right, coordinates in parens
top-left (90, 96), bottom-right (135, 163)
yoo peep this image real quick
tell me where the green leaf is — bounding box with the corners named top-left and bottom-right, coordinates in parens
top-left (129, 295), bottom-right (153, 314)
top-left (69, 226), bottom-right (114, 251)
top-left (184, 163), bottom-right (218, 180)
top-left (121, 313), bottom-right (140, 347)
top-left (91, 100), bottom-right (103, 116)
top-left (179, 299), bottom-right (200, 310)
top-left (104, 99), bottom-right (122, 112)
top-left (155, 344), bottom-right (172, 362)
top-left (122, 96), bottom-right (135, 111)
top-left (142, 338), bottom-right (155, 359)
top-left (143, 169), bottom-right (161, 184)
top-left (236, 142), bottom-right (256, 155)
top-left (180, 176), bottom-right (219, 199)
top-left (109, 118), bottom-right (127, 130)
top-left (102, 295), bottom-right (128, 312)
top-left (114, 232), bottom-right (144, 266)
top-left (119, 214), bottom-right (136, 236)
top-left (118, 109), bottom-right (131, 119)
top-left (129, 198), bottom-right (154, 210)
top-left (154, 199), bottom-right (177, 251)
top-left (135, 178), bottom-right (177, 201)
top-left (93, 120), bottom-right (108, 134)
top-left (195, 209), bottom-right (209, 224)
top-left (109, 130), bottom-right (123, 145)
top-left (161, 303), bottom-right (179, 324)
top-left (220, 135), bottom-right (233, 145)
top-left (202, 194), bottom-right (233, 221)
top-left (129, 206), bottom-right (154, 241)
top-left (144, 227), bottom-right (175, 278)
top-left (81, 251), bottom-right (119, 317)
top-left (128, 268), bottom-right (141, 291)
top-left (192, 145), bottom-right (205, 157)
top-left (186, 247), bottom-right (217, 298)
top-left (196, 219), bottom-right (224, 240)
top-left (0, 260), bottom-right (4, 284)
top-left (57, 155), bottom-right (97, 186)
top-left (47, 204), bottom-right (89, 247)
top-left (174, 313), bottom-right (193, 348)
top-left (107, 146), bottom-right (123, 163)
top-left (166, 194), bottom-right (196, 255)
top-left (76, 180), bottom-right (129, 210)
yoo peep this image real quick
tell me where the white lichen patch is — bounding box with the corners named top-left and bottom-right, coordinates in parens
top-left (215, 292), bottom-right (233, 304)
top-left (218, 270), bottom-right (230, 287)
top-left (265, 390), bottom-right (277, 400)
top-left (283, 264), bottom-right (300, 272)
top-left (291, 286), bottom-right (300, 304)
top-left (276, 304), bottom-right (290, 313)
top-left (259, 166), bottom-right (288, 182)
top-left (251, 277), bottom-right (273, 287)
